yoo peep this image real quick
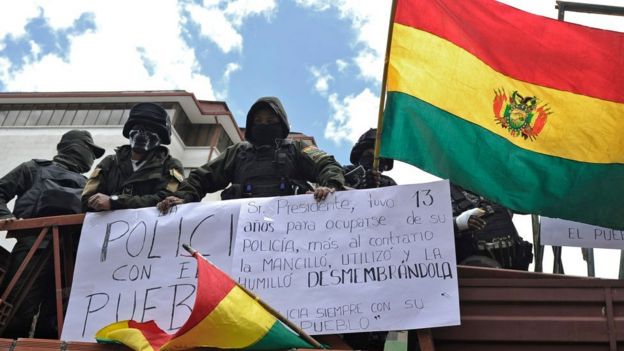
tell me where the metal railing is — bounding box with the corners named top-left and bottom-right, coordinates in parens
top-left (0, 214), bottom-right (85, 338)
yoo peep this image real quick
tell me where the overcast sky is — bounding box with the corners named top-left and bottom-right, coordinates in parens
top-left (0, 0), bottom-right (622, 277)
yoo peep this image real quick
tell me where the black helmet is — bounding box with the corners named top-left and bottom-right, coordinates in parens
top-left (123, 103), bottom-right (172, 144)
top-left (350, 128), bottom-right (394, 170)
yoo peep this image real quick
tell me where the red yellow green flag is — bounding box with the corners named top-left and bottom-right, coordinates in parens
top-left (380, 0), bottom-right (624, 228)
top-left (95, 253), bottom-right (315, 350)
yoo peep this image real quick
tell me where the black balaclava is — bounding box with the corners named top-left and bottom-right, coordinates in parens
top-left (129, 125), bottom-right (162, 153)
top-left (54, 142), bottom-right (94, 173)
top-left (245, 97), bottom-right (290, 146)
top-left (357, 151), bottom-right (392, 172)
top-left (358, 152), bottom-right (375, 170)
top-left (251, 123), bottom-right (285, 146)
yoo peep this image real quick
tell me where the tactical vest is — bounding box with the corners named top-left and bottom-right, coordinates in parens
top-left (451, 185), bottom-right (532, 270)
top-left (223, 141), bottom-right (309, 199)
top-left (13, 160), bottom-right (86, 219)
top-left (451, 185), bottom-right (518, 241)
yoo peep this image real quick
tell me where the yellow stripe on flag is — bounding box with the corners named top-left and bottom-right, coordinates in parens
top-left (95, 321), bottom-right (155, 351)
top-left (163, 286), bottom-right (276, 350)
top-left (388, 23), bottom-right (624, 164)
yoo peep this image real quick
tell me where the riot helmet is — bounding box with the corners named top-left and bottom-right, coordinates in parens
top-left (123, 102), bottom-right (172, 145)
top-left (350, 128), bottom-right (394, 171)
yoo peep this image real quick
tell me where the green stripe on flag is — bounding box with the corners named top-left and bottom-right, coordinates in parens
top-left (246, 321), bottom-right (314, 350)
top-left (381, 91), bottom-right (624, 229)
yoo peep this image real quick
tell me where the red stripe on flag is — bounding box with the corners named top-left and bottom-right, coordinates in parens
top-left (173, 256), bottom-right (236, 337)
top-left (127, 320), bottom-right (171, 350)
top-left (395, 0), bottom-right (624, 103)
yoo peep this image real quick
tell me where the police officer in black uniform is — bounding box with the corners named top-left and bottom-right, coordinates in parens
top-left (452, 184), bottom-right (533, 270)
top-left (0, 130), bottom-right (104, 338)
top-left (343, 128), bottom-right (396, 189)
top-left (82, 103), bottom-right (184, 211)
top-left (158, 96), bottom-right (344, 211)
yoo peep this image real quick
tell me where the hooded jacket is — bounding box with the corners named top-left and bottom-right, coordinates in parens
top-left (244, 97), bottom-right (290, 143)
top-left (176, 97), bottom-right (345, 201)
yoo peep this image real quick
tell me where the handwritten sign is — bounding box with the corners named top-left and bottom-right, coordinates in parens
top-left (233, 181), bottom-right (459, 334)
top-left (541, 217), bottom-right (624, 249)
top-left (62, 181), bottom-right (459, 342)
top-left (62, 199), bottom-right (244, 341)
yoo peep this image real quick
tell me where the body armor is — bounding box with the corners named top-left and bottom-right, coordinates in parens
top-left (222, 141), bottom-right (310, 199)
top-left (13, 160), bottom-right (86, 219)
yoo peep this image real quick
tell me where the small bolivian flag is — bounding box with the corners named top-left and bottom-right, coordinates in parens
top-left (381, 0), bottom-right (624, 228)
top-left (95, 253), bottom-right (315, 351)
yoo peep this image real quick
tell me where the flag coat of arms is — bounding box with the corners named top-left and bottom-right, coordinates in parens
top-left (95, 253), bottom-right (315, 351)
top-left (380, 0), bottom-right (624, 229)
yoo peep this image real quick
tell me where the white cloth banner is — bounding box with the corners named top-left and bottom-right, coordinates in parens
top-left (541, 217), bottom-right (624, 249)
top-left (62, 181), bottom-right (459, 341)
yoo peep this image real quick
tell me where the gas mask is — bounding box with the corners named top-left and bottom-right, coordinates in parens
top-left (129, 125), bottom-right (161, 153)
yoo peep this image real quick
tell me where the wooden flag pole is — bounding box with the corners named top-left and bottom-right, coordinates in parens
top-left (182, 244), bottom-right (324, 349)
top-left (374, 5), bottom-right (438, 349)
top-left (373, 0), bottom-right (399, 173)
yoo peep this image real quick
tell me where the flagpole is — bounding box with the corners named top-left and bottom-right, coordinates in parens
top-left (182, 244), bottom-right (324, 349)
top-left (373, 0), bottom-right (399, 172)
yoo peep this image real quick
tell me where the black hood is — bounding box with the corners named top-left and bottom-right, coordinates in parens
top-left (244, 97), bottom-right (290, 143)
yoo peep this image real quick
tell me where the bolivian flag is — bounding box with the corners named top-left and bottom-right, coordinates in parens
top-left (95, 253), bottom-right (315, 350)
top-left (381, 0), bottom-right (624, 228)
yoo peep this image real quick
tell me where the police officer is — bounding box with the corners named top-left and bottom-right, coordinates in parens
top-left (82, 102), bottom-right (184, 211)
top-left (451, 183), bottom-right (533, 270)
top-left (343, 128), bottom-right (396, 189)
top-left (0, 130), bottom-right (104, 338)
top-left (158, 96), bottom-right (344, 211)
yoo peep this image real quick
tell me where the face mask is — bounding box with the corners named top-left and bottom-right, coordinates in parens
top-left (55, 143), bottom-right (94, 173)
top-left (358, 152), bottom-right (374, 170)
top-left (358, 153), bottom-right (391, 171)
top-left (251, 123), bottom-right (283, 146)
top-left (129, 127), bottom-right (161, 153)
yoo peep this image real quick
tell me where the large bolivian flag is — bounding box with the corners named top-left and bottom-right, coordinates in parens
top-left (95, 253), bottom-right (315, 351)
top-left (381, 0), bottom-right (624, 229)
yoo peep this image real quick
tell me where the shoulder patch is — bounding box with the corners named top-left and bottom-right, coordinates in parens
top-left (82, 168), bottom-right (101, 196)
top-left (88, 167), bottom-right (101, 179)
top-left (166, 180), bottom-right (179, 193)
top-left (302, 145), bottom-right (327, 161)
top-left (170, 168), bottom-right (184, 183)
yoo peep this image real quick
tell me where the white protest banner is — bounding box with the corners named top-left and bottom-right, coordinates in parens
top-left (233, 181), bottom-right (459, 335)
top-left (63, 181), bottom-right (458, 342)
top-left (62, 200), bottom-right (244, 342)
top-left (541, 217), bottom-right (624, 249)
